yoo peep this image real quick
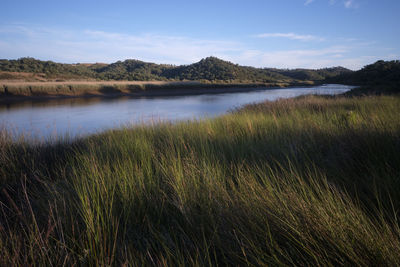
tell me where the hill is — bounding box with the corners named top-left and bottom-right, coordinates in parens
top-left (0, 57), bottom-right (97, 80)
top-left (0, 57), bottom-right (352, 83)
top-left (276, 66), bottom-right (351, 81)
top-left (327, 60), bottom-right (400, 94)
top-left (93, 59), bottom-right (173, 81)
top-left (161, 57), bottom-right (291, 82)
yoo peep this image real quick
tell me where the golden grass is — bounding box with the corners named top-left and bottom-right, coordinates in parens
top-left (0, 80), bottom-right (298, 97)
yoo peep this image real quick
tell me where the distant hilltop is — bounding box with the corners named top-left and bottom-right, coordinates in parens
top-left (0, 56), bottom-right (351, 83)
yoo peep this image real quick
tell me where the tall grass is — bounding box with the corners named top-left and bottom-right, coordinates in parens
top-left (1, 81), bottom-right (304, 98)
top-left (1, 94), bottom-right (400, 265)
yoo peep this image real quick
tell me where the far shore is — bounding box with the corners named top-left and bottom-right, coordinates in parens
top-left (0, 80), bottom-right (318, 103)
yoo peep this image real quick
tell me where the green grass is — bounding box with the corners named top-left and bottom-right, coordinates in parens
top-left (1, 94), bottom-right (400, 265)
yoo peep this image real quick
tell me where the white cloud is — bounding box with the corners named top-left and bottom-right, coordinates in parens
top-left (344, 0), bottom-right (358, 8)
top-left (255, 32), bottom-right (324, 41)
top-left (0, 24), bottom-right (395, 70)
top-left (229, 46), bottom-right (355, 69)
top-left (234, 48), bottom-right (398, 70)
top-left (304, 0), bottom-right (315, 6)
top-left (304, 0), bottom-right (358, 8)
top-left (0, 25), bottom-right (242, 64)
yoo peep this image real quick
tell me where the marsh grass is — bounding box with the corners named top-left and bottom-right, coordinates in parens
top-left (1, 94), bottom-right (400, 265)
top-left (1, 81), bottom-right (296, 98)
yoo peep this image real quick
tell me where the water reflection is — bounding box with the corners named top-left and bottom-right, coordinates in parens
top-left (0, 84), bottom-right (354, 140)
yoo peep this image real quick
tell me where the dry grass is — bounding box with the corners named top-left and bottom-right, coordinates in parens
top-left (0, 81), bottom-right (201, 96)
top-left (0, 80), bottom-right (294, 98)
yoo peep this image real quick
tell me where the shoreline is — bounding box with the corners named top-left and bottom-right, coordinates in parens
top-left (0, 80), bottom-right (319, 104)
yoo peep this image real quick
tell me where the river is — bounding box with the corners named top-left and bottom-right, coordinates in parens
top-left (0, 84), bottom-right (354, 140)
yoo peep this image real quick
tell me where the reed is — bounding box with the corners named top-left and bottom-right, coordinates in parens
top-left (1, 81), bottom-right (304, 98)
top-left (1, 94), bottom-right (400, 265)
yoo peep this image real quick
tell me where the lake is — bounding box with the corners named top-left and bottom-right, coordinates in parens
top-left (0, 84), bottom-right (354, 140)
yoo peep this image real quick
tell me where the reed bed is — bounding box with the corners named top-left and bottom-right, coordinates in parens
top-left (0, 81), bottom-right (296, 97)
top-left (0, 94), bottom-right (400, 266)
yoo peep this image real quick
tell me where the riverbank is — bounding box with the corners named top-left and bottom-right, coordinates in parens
top-left (0, 80), bottom-right (316, 103)
top-left (1, 94), bottom-right (400, 265)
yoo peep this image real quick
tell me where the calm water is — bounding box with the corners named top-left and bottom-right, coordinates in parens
top-left (0, 84), bottom-right (353, 140)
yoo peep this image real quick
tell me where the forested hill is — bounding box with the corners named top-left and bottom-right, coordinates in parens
top-left (327, 60), bottom-right (400, 94)
top-left (277, 66), bottom-right (351, 81)
top-left (0, 57), bottom-right (99, 80)
top-left (94, 60), bottom-right (174, 80)
top-left (161, 57), bottom-right (291, 82)
top-left (0, 56), bottom-right (352, 83)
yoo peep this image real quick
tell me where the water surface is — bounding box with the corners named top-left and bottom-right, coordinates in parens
top-left (0, 84), bottom-right (353, 140)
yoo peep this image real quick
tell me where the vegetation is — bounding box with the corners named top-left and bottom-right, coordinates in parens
top-left (0, 81), bottom-right (293, 98)
top-left (161, 57), bottom-right (291, 82)
top-left (278, 66), bottom-right (350, 81)
top-left (0, 57), bottom-right (98, 80)
top-left (1, 94), bottom-right (400, 265)
top-left (327, 60), bottom-right (400, 94)
top-left (94, 60), bottom-right (173, 81)
top-left (0, 57), bottom-right (352, 83)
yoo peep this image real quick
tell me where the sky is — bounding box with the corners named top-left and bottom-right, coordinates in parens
top-left (0, 0), bottom-right (399, 70)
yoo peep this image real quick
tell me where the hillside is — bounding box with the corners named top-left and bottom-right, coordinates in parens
top-left (276, 66), bottom-right (351, 81)
top-left (0, 57), bottom-right (352, 83)
top-left (327, 60), bottom-right (400, 94)
top-left (0, 57), bottom-right (98, 80)
top-left (93, 59), bottom-right (173, 81)
top-left (161, 57), bottom-right (291, 82)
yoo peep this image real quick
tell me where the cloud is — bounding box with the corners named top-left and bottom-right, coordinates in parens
top-left (0, 25), bottom-right (242, 64)
top-left (0, 24), bottom-right (395, 70)
top-left (304, 0), bottom-right (358, 8)
top-left (231, 46), bottom-right (398, 70)
top-left (255, 32), bottom-right (324, 42)
top-left (304, 0), bottom-right (315, 6)
top-left (344, 0), bottom-right (358, 8)
top-left (229, 46), bottom-right (355, 69)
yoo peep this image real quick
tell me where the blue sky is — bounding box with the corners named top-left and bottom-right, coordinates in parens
top-left (1, 0), bottom-right (399, 70)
